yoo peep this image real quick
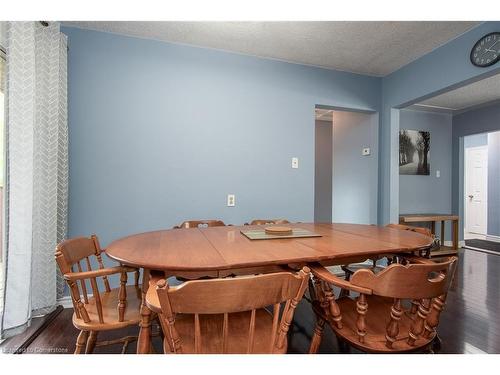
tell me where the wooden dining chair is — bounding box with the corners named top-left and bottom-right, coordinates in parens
top-left (308, 255), bottom-right (457, 353)
top-left (341, 223), bottom-right (437, 281)
top-left (244, 219), bottom-right (290, 225)
top-left (386, 223), bottom-right (439, 259)
top-left (173, 220), bottom-right (226, 229)
top-left (145, 267), bottom-right (310, 354)
top-left (55, 235), bottom-right (143, 354)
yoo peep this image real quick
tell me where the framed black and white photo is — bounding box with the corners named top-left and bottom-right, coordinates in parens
top-left (399, 130), bottom-right (430, 175)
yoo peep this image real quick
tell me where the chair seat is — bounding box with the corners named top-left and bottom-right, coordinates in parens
top-left (329, 295), bottom-right (435, 353)
top-left (166, 310), bottom-right (279, 354)
top-left (72, 285), bottom-right (142, 331)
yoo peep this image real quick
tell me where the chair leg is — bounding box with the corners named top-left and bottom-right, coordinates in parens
top-left (137, 303), bottom-right (153, 354)
top-left (85, 331), bottom-right (98, 354)
top-left (337, 336), bottom-right (351, 353)
top-left (308, 317), bottom-right (326, 354)
top-left (155, 316), bottom-right (164, 341)
top-left (307, 277), bottom-right (316, 302)
top-left (431, 335), bottom-right (442, 353)
top-left (75, 330), bottom-right (89, 354)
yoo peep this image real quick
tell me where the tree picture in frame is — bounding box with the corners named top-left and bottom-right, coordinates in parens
top-left (399, 130), bottom-right (430, 175)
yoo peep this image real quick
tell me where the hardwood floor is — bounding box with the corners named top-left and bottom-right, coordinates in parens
top-left (2, 248), bottom-right (499, 354)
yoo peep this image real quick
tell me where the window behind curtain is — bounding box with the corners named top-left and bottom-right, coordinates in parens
top-left (0, 48), bottom-right (5, 313)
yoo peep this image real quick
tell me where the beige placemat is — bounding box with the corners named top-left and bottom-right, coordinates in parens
top-left (240, 228), bottom-right (322, 240)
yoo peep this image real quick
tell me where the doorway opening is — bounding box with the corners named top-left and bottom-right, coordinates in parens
top-left (0, 47), bottom-right (5, 316)
top-left (397, 71), bottom-right (500, 255)
top-left (463, 131), bottom-right (500, 254)
top-left (314, 106), bottom-right (378, 224)
top-left (464, 134), bottom-right (488, 238)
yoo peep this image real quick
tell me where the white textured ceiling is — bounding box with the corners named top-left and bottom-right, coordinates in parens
top-left (415, 73), bottom-right (500, 111)
top-left (61, 21), bottom-right (479, 76)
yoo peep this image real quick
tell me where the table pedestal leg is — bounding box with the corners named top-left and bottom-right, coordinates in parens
top-left (453, 219), bottom-right (459, 250)
top-left (441, 220), bottom-right (445, 246)
top-left (137, 268), bottom-right (152, 354)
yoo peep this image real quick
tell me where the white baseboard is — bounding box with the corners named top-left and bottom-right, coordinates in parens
top-left (486, 235), bottom-right (500, 243)
top-left (57, 296), bottom-right (74, 309)
top-left (444, 240), bottom-right (465, 248)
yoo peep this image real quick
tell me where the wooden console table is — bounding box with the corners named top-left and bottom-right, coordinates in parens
top-left (399, 213), bottom-right (459, 258)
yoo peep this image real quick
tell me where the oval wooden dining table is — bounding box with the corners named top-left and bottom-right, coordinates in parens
top-left (106, 222), bottom-right (433, 354)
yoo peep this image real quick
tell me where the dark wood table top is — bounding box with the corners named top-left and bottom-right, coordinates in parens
top-left (105, 223), bottom-right (434, 272)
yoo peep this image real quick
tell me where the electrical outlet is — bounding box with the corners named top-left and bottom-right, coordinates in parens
top-left (436, 170), bottom-right (440, 178)
top-left (362, 147), bottom-right (371, 156)
top-left (292, 157), bottom-right (299, 169)
top-left (227, 194), bottom-right (235, 207)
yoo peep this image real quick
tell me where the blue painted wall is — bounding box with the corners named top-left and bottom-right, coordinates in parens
top-left (380, 22), bottom-right (500, 224)
top-left (399, 109), bottom-right (452, 214)
top-left (332, 110), bottom-right (378, 224)
top-left (62, 23), bottom-right (500, 251)
top-left (314, 120), bottom-right (333, 223)
top-left (62, 27), bottom-right (381, 247)
top-left (463, 132), bottom-right (488, 148)
top-left (314, 111), bottom-right (378, 225)
top-left (453, 103), bottom-right (500, 239)
top-left (488, 132), bottom-right (500, 236)
top-left (398, 109), bottom-right (453, 241)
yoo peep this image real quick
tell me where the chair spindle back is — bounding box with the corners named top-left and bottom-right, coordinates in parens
top-left (350, 256), bottom-right (457, 347)
top-left (155, 267), bottom-right (310, 353)
top-left (246, 219), bottom-right (290, 225)
top-left (173, 220), bottom-right (226, 229)
top-left (55, 235), bottom-right (139, 324)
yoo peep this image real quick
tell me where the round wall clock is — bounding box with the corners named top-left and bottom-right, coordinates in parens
top-left (470, 32), bottom-right (500, 67)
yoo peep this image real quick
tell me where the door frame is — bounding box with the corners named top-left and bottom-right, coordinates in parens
top-left (464, 145), bottom-right (488, 235)
top-left (314, 105), bottom-right (379, 224)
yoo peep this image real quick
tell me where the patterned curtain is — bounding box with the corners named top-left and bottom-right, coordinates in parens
top-left (0, 21), bottom-right (68, 339)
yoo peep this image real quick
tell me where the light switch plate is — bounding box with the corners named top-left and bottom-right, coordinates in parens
top-left (227, 194), bottom-right (235, 207)
top-left (436, 170), bottom-right (440, 178)
top-left (362, 147), bottom-right (371, 156)
top-left (292, 157), bottom-right (299, 169)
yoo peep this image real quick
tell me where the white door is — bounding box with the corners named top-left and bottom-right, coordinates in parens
top-left (465, 146), bottom-right (488, 235)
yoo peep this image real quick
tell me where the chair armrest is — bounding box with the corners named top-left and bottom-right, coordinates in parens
top-left (64, 266), bottom-right (137, 281)
top-left (309, 263), bottom-right (372, 295)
